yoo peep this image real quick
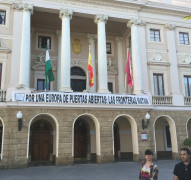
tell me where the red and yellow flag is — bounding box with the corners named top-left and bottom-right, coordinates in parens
top-left (88, 49), bottom-right (94, 87)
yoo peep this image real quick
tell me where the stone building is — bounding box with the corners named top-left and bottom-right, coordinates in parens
top-left (0, 0), bottom-right (191, 169)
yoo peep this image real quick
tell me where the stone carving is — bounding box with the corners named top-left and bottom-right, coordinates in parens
top-left (12, 3), bottom-right (33, 14)
top-left (115, 36), bottom-right (122, 42)
top-left (183, 53), bottom-right (191, 64)
top-left (74, 59), bottom-right (80, 66)
top-left (59, 9), bottom-right (73, 19)
top-left (87, 33), bottom-right (97, 41)
top-left (32, 53), bottom-right (56, 70)
top-left (166, 24), bottom-right (176, 30)
top-left (127, 18), bottom-right (146, 28)
top-left (0, 39), bottom-right (11, 53)
top-left (94, 14), bottom-right (108, 24)
top-left (150, 52), bottom-right (164, 62)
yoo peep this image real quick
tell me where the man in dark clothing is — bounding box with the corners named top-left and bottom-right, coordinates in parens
top-left (173, 148), bottom-right (191, 180)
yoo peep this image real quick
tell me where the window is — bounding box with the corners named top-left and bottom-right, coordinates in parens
top-left (153, 74), bottom-right (164, 95)
top-left (184, 76), bottom-right (191, 96)
top-left (38, 36), bottom-right (51, 49)
top-left (150, 29), bottom-right (160, 42)
top-left (71, 67), bottom-right (86, 92)
top-left (179, 32), bottom-right (189, 45)
top-left (0, 11), bottom-right (5, 25)
top-left (37, 79), bottom-right (50, 90)
top-left (106, 43), bottom-right (111, 54)
top-left (108, 82), bottom-right (113, 93)
top-left (0, 63), bottom-right (2, 89)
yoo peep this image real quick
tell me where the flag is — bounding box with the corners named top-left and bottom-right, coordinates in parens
top-left (88, 48), bottom-right (94, 87)
top-left (126, 51), bottom-right (133, 88)
top-left (45, 43), bottom-right (55, 90)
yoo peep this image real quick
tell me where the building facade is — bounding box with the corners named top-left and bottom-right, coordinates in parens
top-left (0, 0), bottom-right (191, 169)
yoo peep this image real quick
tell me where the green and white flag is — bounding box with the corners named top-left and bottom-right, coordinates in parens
top-left (45, 43), bottom-right (55, 90)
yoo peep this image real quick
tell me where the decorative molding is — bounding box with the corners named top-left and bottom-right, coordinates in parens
top-left (107, 58), bottom-right (118, 74)
top-left (87, 33), bottom-right (97, 41)
top-left (94, 14), bottom-right (108, 24)
top-left (12, 3), bottom-right (33, 14)
top-left (59, 9), bottom-right (73, 19)
top-left (127, 18), bottom-right (146, 28)
top-left (56, 30), bottom-right (61, 37)
top-left (0, 39), bottom-right (11, 53)
top-left (149, 52), bottom-right (165, 62)
top-left (182, 53), bottom-right (191, 64)
top-left (115, 36), bottom-right (122, 42)
top-left (31, 54), bottom-right (57, 71)
top-left (166, 24), bottom-right (176, 30)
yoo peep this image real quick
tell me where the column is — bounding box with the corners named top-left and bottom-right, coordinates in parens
top-left (87, 33), bottom-right (97, 93)
top-left (59, 9), bottom-right (73, 92)
top-left (56, 30), bottom-right (61, 91)
top-left (94, 14), bottom-right (109, 93)
top-left (11, 3), bottom-right (33, 89)
top-left (115, 37), bottom-right (124, 94)
top-left (127, 19), bottom-right (146, 94)
top-left (166, 24), bottom-right (184, 106)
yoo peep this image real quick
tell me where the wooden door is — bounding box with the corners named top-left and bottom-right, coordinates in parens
top-left (31, 131), bottom-right (50, 161)
top-left (74, 121), bottom-right (87, 158)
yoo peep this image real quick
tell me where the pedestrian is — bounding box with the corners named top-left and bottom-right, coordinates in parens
top-left (139, 149), bottom-right (158, 180)
top-left (173, 147), bottom-right (191, 180)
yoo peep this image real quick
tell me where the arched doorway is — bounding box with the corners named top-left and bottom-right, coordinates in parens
top-left (71, 67), bottom-right (86, 92)
top-left (113, 115), bottom-right (139, 161)
top-left (73, 115), bottom-right (99, 163)
top-left (29, 119), bottom-right (54, 165)
top-left (154, 116), bottom-right (178, 159)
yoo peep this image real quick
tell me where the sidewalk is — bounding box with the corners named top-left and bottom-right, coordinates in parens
top-left (0, 160), bottom-right (179, 180)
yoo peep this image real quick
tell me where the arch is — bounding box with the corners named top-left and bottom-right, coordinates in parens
top-left (72, 113), bottom-right (100, 157)
top-left (112, 114), bottom-right (139, 157)
top-left (27, 113), bottom-right (59, 159)
top-left (0, 118), bottom-right (4, 159)
top-left (153, 115), bottom-right (178, 156)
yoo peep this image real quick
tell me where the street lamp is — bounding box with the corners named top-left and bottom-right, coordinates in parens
top-left (16, 111), bottom-right (23, 131)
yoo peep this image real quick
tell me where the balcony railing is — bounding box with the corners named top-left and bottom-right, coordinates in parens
top-left (152, 95), bottom-right (173, 105)
top-left (184, 96), bottom-right (191, 106)
top-left (0, 90), bottom-right (6, 102)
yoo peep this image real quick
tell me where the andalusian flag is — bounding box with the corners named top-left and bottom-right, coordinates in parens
top-left (45, 43), bottom-right (54, 90)
top-left (88, 48), bottom-right (94, 87)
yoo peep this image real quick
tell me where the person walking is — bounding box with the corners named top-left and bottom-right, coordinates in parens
top-left (139, 149), bottom-right (158, 180)
top-left (173, 148), bottom-right (191, 180)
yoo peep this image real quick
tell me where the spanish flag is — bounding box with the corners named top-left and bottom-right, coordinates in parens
top-left (88, 47), bottom-right (94, 87)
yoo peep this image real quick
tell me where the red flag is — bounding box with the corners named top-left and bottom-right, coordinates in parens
top-left (88, 48), bottom-right (94, 87)
top-left (126, 51), bottom-right (133, 88)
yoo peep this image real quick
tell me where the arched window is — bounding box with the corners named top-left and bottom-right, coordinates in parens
top-left (71, 67), bottom-right (86, 92)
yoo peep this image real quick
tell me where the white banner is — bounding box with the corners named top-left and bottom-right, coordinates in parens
top-left (12, 92), bottom-right (151, 105)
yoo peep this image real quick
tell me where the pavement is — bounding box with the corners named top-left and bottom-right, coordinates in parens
top-left (0, 160), bottom-right (179, 180)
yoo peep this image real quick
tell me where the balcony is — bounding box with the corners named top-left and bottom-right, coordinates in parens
top-left (184, 96), bottom-right (191, 106)
top-left (0, 90), bottom-right (6, 102)
top-left (152, 95), bottom-right (173, 106)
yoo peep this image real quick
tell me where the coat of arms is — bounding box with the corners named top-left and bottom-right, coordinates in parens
top-left (72, 39), bottom-right (81, 54)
